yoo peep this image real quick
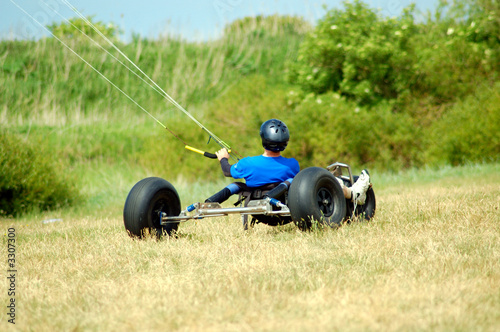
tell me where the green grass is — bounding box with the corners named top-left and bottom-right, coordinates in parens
top-left (1, 163), bottom-right (499, 331)
top-left (0, 15), bottom-right (308, 126)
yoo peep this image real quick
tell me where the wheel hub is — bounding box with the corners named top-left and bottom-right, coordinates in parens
top-left (317, 187), bottom-right (334, 217)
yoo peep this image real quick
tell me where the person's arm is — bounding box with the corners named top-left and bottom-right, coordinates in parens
top-left (215, 148), bottom-right (232, 177)
top-left (219, 158), bottom-right (232, 177)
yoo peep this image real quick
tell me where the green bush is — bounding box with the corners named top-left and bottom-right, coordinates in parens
top-left (0, 132), bottom-right (80, 216)
top-left (285, 92), bottom-right (422, 171)
top-left (287, 0), bottom-right (499, 107)
top-left (221, 15), bottom-right (310, 80)
top-left (425, 82), bottom-right (500, 166)
top-left (287, 0), bottom-right (418, 105)
top-left (406, 0), bottom-right (500, 105)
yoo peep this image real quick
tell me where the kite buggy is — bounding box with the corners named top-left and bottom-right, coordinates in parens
top-left (123, 162), bottom-right (376, 238)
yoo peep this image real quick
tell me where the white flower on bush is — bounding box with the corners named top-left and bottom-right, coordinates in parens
top-left (447, 28), bottom-right (454, 35)
top-left (331, 25), bottom-right (338, 30)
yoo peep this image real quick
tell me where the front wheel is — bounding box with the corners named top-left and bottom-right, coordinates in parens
top-left (288, 167), bottom-right (347, 231)
top-left (123, 177), bottom-right (181, 238)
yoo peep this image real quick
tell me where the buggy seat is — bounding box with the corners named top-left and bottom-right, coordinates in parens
top-left (233, 182), bottom-right (291, 229)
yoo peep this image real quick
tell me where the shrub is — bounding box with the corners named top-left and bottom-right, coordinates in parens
top-left (0, 131), bottom-right (80, 216)
top-left (425, 82), bottom-right (500, 166)
top-left (287, 0), bottom-right (500, 107)
top-left (285, 92), bottom-right (422, 171)
top-left (287, 0), bottom-right (418, 105)
top-left (223, 15), bottom-right (311, 37)
top-left (406, 0), bottom-right (500, 105)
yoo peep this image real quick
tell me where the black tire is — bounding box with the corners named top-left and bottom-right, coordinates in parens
top-left (342, 175), bottom-right (376, 221)
top-left (288, 167), bottom-right (347, 231)
top-left (123, 177), bottom-right (181, 239)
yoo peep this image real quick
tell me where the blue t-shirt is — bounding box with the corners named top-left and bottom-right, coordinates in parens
top-left (230, 155), bottom-right (300, 187)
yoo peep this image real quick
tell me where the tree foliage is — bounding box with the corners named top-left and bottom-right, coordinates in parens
top-left (48, 16), bottom-right (121, 42)
top-left (287, 0), bottom-right (500, 107)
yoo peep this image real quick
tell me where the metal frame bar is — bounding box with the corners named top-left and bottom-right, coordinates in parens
top-left (327, 162), bottom-right (354, 185)
top-left (161, 200), bottom-right (290, 225)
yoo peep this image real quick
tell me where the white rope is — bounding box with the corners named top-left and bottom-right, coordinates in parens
top-left (40, 1), bottom-right (167, 103)
top-left (8, 0), bottom-right (167, 130)
top-left (58, 0), bottom-right (230, 150)
top-left (9, 0), bottom-right (233, 152)
top-left (351, 194), bottom-right (358, 221)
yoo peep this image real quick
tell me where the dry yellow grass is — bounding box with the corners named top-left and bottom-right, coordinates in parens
top-left (1, 166), bottom-right (499, 331)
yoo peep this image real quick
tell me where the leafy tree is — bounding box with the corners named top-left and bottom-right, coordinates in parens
top-left (287, 0), bottom-right (499, 107)
top-left (47, 16), bottom-right (121, 42)
top-left (407, 0), bottom-right (500, 105)
top-left (287, 0), bottom-right (418, 105)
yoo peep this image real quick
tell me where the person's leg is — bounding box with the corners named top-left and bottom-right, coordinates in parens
top-left (335, 177), bottom-right (352, 199)
top-left (263, 179), bottom-right (292, 199)
top-left (205, 183), bottom-right (242, 203)
top-left (335, 169), bottom-right (371, 204)
top-left (350, 169), bottom-right (371, 205)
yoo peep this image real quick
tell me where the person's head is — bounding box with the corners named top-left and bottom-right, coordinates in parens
top-left (260, 119), bottom-right (290, 152)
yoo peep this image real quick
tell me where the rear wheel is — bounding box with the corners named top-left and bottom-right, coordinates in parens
top-left (288, 167), bottom-right (346, 231)
top-left (123, 177), bottom-right (181, 238)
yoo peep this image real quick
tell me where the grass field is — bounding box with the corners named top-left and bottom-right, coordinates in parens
top-left (1, 163), bottom-right (499, 331)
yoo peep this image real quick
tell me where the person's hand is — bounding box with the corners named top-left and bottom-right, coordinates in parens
top-left (215, 148), bottom-right (230, 161)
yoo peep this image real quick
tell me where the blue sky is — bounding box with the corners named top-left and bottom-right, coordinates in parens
top-left (3, 0), bottom-right (439, 42)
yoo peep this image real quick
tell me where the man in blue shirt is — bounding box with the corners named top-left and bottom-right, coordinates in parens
top-left (204, 118), bottom-right (371, 205)
top-left (205, 119), bottom-right (300, 203)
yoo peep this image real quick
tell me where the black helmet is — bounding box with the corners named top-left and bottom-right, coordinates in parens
top-left (260, 119), bottom-right (290, 152)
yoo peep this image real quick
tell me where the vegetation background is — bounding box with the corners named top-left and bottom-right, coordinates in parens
top-left (0, 0), bottom-right (499, 330)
